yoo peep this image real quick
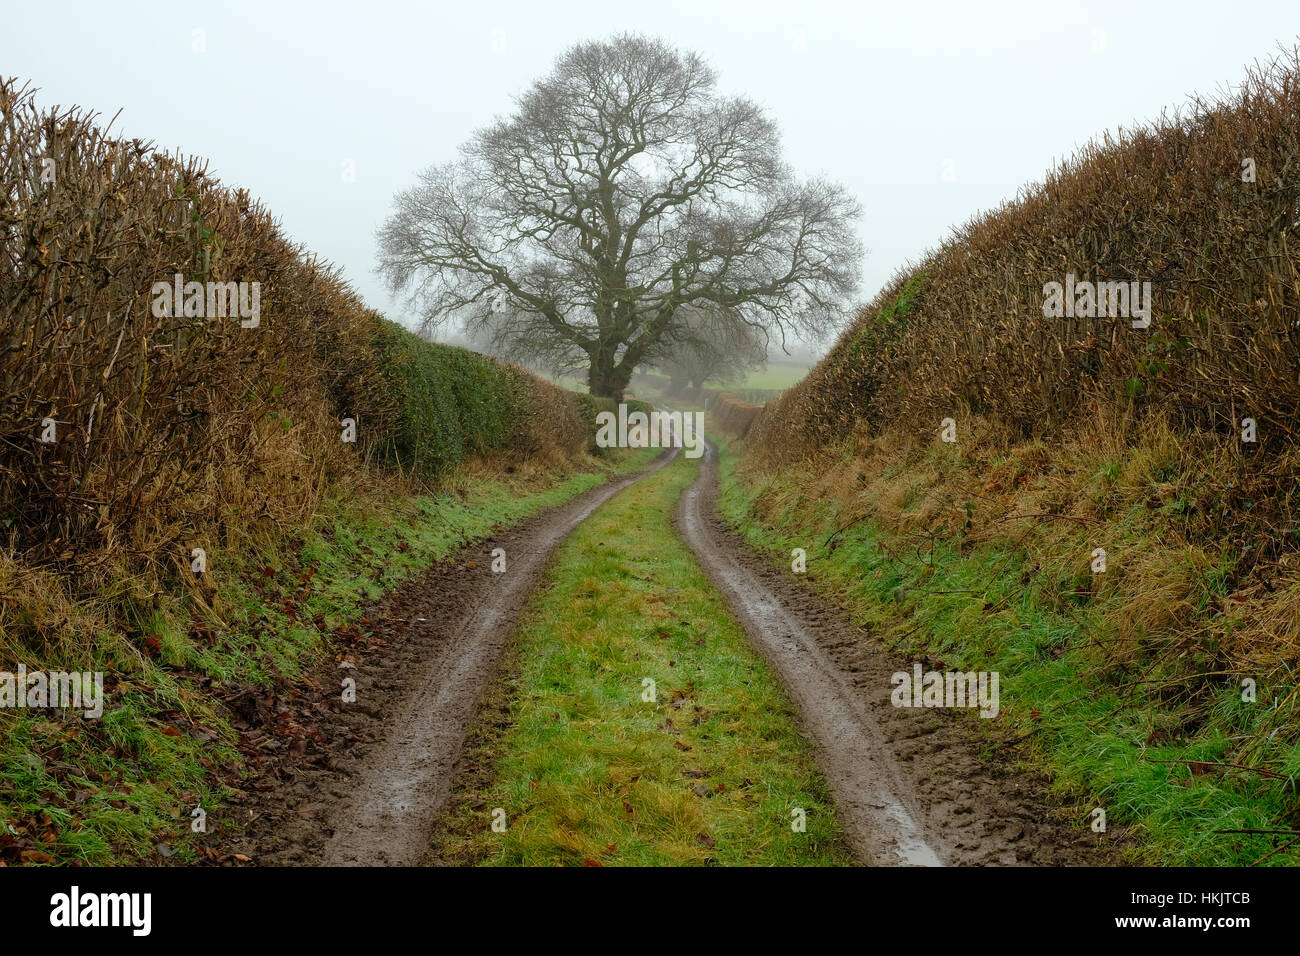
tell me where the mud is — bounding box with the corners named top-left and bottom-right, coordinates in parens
top-left (675, 441), bottom-right (1111, 866)
top-left (227, 438), bottom-right (1109, 868)
top-left (227, 453), bottom-right (674, 866)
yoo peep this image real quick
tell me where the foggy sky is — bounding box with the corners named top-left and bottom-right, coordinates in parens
top-left (4, 1), bottom-right (1296, 353)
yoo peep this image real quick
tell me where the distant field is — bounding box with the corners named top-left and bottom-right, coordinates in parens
top-left (540, 363), bottom-right (810, 396)
top-left (710, 363), bottom-right (809, 391)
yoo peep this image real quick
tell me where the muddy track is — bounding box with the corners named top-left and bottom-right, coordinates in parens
top-left (675, 441), bottom-right (1110, 866)
top-left (229, 452), bottom-right (675, 866)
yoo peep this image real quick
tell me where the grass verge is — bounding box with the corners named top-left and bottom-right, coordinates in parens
top-left (0, 447), bottom-right (659, 865)
top-left (715, 435), bottom-right (1300, 867)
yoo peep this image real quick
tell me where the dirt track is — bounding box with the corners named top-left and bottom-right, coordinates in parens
top-left (229, 453), bottom-right (674, 866)
top-left (229, 441), bottom-right (1109, 867)
top-left (676, 441), bottom-right (1108, 866)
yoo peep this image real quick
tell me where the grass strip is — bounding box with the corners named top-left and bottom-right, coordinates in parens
top-left (443, 455), bottom-right (852, 866)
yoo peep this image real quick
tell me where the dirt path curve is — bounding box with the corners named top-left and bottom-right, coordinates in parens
top-left (235, 451), bottom-right (676, 866)
top-left (675, 441), bottom-right (1106, 866)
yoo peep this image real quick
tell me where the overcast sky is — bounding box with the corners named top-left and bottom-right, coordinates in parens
top-left (4, 1), bottom-right (1298, 353)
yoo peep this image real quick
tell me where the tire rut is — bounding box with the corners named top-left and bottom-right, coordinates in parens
top-left (231, 451), bottom-right (676, 866)
top-left (675, 440), bottom-right (1109, 867)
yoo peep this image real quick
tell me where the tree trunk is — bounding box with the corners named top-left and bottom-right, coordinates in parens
top-left (587, 351), bottom-right (631, 402)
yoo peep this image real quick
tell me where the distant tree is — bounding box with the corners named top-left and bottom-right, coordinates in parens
top-left (650, 303), bottom-right (766, 394)
top-left (376, 33), bottom-right (862, 400)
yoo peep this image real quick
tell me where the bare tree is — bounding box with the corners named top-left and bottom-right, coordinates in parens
top-left (376, 33), bottom-right (862, 400)
top-left (650, 303), bottom-right (767, 395)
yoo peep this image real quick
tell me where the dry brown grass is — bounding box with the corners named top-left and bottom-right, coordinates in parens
top-left (708, 393), bottom-right (764, 437)
top-left (740, 396), bottom-right (1300, 677)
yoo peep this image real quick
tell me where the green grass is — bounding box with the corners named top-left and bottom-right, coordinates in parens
top-left (715, 437), bottom-right (1300, 867)
top-left (210, 451), bottom-right (657, 685)
top-left (0, 446), bottom-right (660, 865)
top-left (443, 455), bottom-right (852, 866)
top-left (545, 365), bottom-right (808, 393)
top-left (709, 364), bottom-right (809, 391)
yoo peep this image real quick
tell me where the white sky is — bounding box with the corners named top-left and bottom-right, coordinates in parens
top-left (4, 1), bottom-right (1297, 353)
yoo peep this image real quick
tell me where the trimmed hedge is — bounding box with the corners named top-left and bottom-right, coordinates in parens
top-left (0, 76), bottom-right (596, 579)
